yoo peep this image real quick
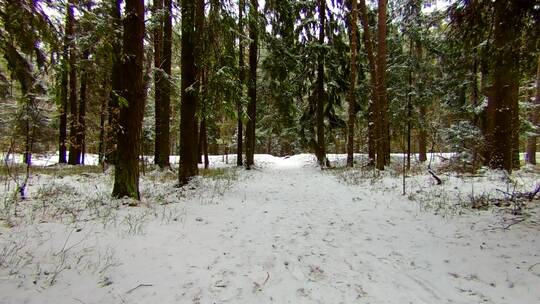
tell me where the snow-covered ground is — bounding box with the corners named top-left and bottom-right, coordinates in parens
top-left (0, 154), bottom-right (539, 304)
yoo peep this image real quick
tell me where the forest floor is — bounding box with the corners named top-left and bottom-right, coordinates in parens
top-left (0, 154), bottom-right (539, 304)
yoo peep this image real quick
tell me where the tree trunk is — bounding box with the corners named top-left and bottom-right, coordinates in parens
top-left (346, 0), bottom-right (358, 168)
top-left (153, 0), bottom-right (167, 168)
top-left (106, 0), bottom-right (122, 165)
top-left (98, 94), bottom-right (106, 164)
top-left (193, 0), bottom-right (206, 167)
top-left (359, 0), bottom-right (378, 166)
top-left (112, 0), bottom-right (145, 200)
top-left (77, 1), bottom-right (92, 165)
top-left (511, 78), bottom-right (521, 169)
top-left (487, 0), bottom-right (521, 172)
top-left (59, 13), bottom-right (69, 164)
top-left (237, 0), bottom-right (245, 167)
top-left (315, 0), bottom-right (327, 167)
top-left (78, 48), bottom-right (88, 165)
top-left (245, 0), bottom-right (258, 169)
top-left (418, 105), bottom-right (427, 162)
top-left (179, 0), bottom-right (199, 185)
top-left (525, 54), bottom-right (540, 165)
top-left (375, 0), bottom-right (388, 170)
top-left (67, 0), bottom-right (80, 165)
top-left (161, 0), bottom-right (172, 167)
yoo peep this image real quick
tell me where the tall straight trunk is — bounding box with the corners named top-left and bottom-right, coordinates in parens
top-left (112, 0), bottom-right (145, 199)
top-left (194, 0), bottom-right (205, 167)
top-left (106, 0), bottom-right (122, 165)
top-left (346, 0), bottom-right (358, 168)
top-left (415, 41), bottom-right (427, 163)
top-left (67, 0), bottom-right (80, 165)
top-left (245, 0), bottom-right (258, 169)
top-left (59, 33), bottom-right (68, 164)
top-left (471, 50), bottom-right (480, 166)
top-left (525, 54), bottom-right (540, 164)
top-left (98, 94), bottom-right (106, 164)
top-left (78, 48), bottom-right (88, 164)
top-left (375, 0), bottom-right (388, 170)
top-left (406, 39), bottom-right (412, 170)
top-left (487, 0), bottom-right (521, 172)
top-left (315, 0), bottom-right (327, 167)
top-left (179, 0), bottom-right (199, 185)
top-left (480, 59), bottom-right (491, 164)
top-left (511, 79), bottom-right (520, 169)
top-left (359, 0), bottom-right (378, 166)
top-left (161, 0), bottom-right (172, 167)
top-left (153, 0), bottom-right (166, 167)
top-left (418, 105), bottom-right (427, 162)
top-left (77, 1), bottom-right (92, 165)
top-left (237, 0), bottom-right (245, 167)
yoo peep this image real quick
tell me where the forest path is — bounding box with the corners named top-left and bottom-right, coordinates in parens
top-left (1, 155), bottom-right (539, 304)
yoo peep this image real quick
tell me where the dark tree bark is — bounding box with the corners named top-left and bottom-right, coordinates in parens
top-left (245, 0), bottom-right (258, 169)
top-left (112, 0), bottom-right (145, 199)
top-left (359, 0), bottom-right (378, 166)
top-left (153, 0), bottom-right (168, 168)
top-left (406, 39), bottom-right (413, 170)
top-left (237, 0), bottom-right (245, 167)
top-left (59, 29), bottom-right (68, 164)
top-left (161, 0), bottom-right (172, 166)
top-left (486, 0), bottom-right (521, 172)
top-left (77, 1), bottom-right (92, 165)
top-left (78, 48), bottom-right (88, 164)
top-left (511, 78), bottom-right (520, 169)
top-left (98, 92), bottom-right (107, 164)
top-left (193, 0), bottom-right (205, 168)
top-left (106, 0), bottom-right (122, 165)
top-left (418, 105), bottom-right (427, 162)
top-left (525, 54), bottom-right (540, 165)
top-left (67, 0), bottom-right (80, 165)
top-left (375, 0), bottom-right (389, 170)
top-left (346, 0), bottom-right (358, 168)
top-left (179, 0), bottom-right (199, 185)
top-left (315, 0), bottom-right (327, 167)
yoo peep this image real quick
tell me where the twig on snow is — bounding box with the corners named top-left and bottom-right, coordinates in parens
top-left (126, 283), bottom-right (154, 294)
top-left (502, 218), bottom-right (526, 230)
top-left (528, 262), bottom-right (540, 271)
top-left (427, 168), bottom-right (442, 185)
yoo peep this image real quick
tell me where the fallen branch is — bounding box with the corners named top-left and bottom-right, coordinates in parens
top-left (126, 283), bottom-right (153, 294)
top-left (503, 218), bottom-right (525, 230)
top-left (427, 168), bottom-right (442, 185)
top-left (528, 262), bottom-right (540, 271)
top-left (496, 184), bottom-right (540, 202)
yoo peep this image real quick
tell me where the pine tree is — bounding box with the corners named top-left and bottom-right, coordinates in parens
top-left (179, 0), bottom-right (199, 185)
top-left (315, 0), bottom-right (327, 167)
top-left (67, 0), bottom-right (80, 165)
top-left (525, 54), bottom-right (540, 165)
top-left (112, 0), bottom-right (145, 199)
top-left (245, 0), bottom-right (258, 169)
top-left (375, 0), bottom-right (389, 170)
top-left (346, 0), bottom-right (358, 167)
top-left (486, 0), bottom-right (523, 172)
top-left (237, 0), bottom-right (245, 167)
top-left (358, 0), bottom-right (378, 166)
